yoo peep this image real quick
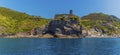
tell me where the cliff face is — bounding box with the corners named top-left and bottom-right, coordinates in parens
top-left (43, 20), bottom-right (82, 37)
top-left (42, 12), bottom-right (83, 38)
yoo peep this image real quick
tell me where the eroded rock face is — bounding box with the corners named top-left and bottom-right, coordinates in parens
top-left (43, 20), bottom-right (83, 37)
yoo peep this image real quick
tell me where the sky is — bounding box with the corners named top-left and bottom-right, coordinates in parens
top-left (0, 0), bottom-right (120, 18)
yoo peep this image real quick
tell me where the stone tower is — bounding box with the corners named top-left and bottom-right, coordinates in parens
top-left (69, 10), bottom-right (73, 15)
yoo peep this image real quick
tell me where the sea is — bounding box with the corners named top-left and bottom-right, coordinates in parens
top-left (0, 38), bottom-right (120, 55)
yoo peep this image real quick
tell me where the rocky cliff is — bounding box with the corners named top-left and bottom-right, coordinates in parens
top-left (43, 19), bottom-right (82, 38)
top-left (41, 13), bottom-right (120, 38)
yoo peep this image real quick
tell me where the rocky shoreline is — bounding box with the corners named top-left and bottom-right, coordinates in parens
top-left (0, 32), bottom-right (120, 38)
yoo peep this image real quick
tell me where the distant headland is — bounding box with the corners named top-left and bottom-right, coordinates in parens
top-left (0, 7), bottom-right (120, 38)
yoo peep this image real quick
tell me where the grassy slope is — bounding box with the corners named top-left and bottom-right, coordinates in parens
top-left (81, 13), bottom-right (120, 35)
top-left (0, 7), bottom-right (50, 34)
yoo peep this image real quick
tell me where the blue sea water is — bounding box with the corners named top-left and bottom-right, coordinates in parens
top-left (0, 38), bottom-right (120, 55)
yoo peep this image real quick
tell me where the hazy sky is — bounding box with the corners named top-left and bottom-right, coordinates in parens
top-left (0, 0), bottom-right (120, 18)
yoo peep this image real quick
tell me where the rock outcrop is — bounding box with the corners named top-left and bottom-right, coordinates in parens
top-left (42, 10), bottom-right (84, 38)
top-left (43, 20), bottom-right (82, 37)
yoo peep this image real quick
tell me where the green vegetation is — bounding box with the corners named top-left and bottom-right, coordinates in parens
top-left (81, 13), bottom-right (120, 35)
top-left (55, 14), bottom-right (80, 22)
top-left (0, 7), bottom-right (50, 34)
top-left (69, 16), bottom-right (80, 21)
top-left (0, 7), bottom-right (120, 35)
